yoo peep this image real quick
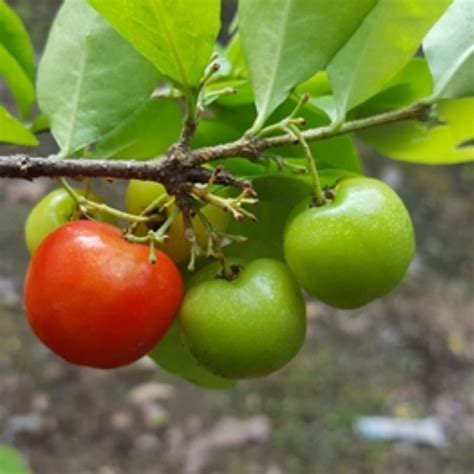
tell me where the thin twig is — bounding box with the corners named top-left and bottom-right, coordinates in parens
top-left (0, 103), bottom-right (429, 182)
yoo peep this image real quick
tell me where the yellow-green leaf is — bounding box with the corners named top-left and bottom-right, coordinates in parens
top-left (359, 98), bottom-right (474, 164)
top-left (0, 105), bottom-right (38, 146)
top-left (88, 0), bottom-right (220, 89)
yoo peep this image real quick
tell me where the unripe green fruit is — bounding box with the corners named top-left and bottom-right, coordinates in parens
top-left (179, 258), bottom-right (307, 379)
top-left (284, 177), bottom-right (415, 309)
top-left (25, 188), bottom-right (114, 255)
top-left (149, 321), bottom-right (235, 390)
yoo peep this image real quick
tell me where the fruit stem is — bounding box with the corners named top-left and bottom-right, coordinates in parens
top-left (219, 256), bottom-right (231, 280)
top-left (287, 124), bottom-right (326, 206)
top-left (195, 208), bottom-right (247, 261)
top-left (153, 207), bottom-right (180, 243)
top-left (127, 193), bottom-right (173, 235)
top-left (125, 207), bottom-right (180, 247)
top-left (148, 233), bottom-right (158, 264)
top-left (191, 186), bottom-right (258, 222)
top-left (59, 177), bottom-right (166, 224)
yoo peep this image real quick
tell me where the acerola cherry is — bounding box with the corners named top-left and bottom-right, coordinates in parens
top-left (284, 177), bottom-right (415, 309)
top-left (25, 187), bottom-right (114, 255)
top-left (24, 220), bottom-right (183, 369)
top-left (179, 258), bottom-right (307, 379)
top-left (149, 321), bottom-right (235, 389)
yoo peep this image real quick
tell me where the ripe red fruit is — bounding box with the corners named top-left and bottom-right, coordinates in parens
top-left (24, 220), bottom-right (183, 369)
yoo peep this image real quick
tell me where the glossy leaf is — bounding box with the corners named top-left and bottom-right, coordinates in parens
top-left (192, 98), bottom-right (361, 177)
top-left (0, 445), bottom-right (32, 474)
top-left (296, 72), bottom-right (332, 98)
top-left (227, 171), bottom-right (357, 260)
top-left (0, 105), bottom-right (38, 146)
top-left (30, 114), bottom-right (50, 134)
top-left (239, 0), bottom-right (377, 132)
top-left (424, 0), bottom-right (474, 101)
top-left (0, 0), bottom-right (35, 80)
top-left (37, 0), bottom-right (160, 156)
top-left (0, 45), bottom-right (35, 119)
top-left (328, 0), bottom-right (451, 123)
top-left (350, 58), bottom-right (433, 118)
top-left (206, 78), bottom-right (254, 107)
top-left (359, 98), bottom-right (474, 164)
top-left (270, 98), bottom-right (363, 173)
top-left (88, 0), bottom-right (220, 89)
top-left (192, 104), bottom-right (255, 149)
top-left (225, 34), bottom-right (248, 78)
top-left (89, 98), bottom-right (182, 160)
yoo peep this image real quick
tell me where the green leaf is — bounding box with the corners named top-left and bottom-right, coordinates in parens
top-left (0, 445), bottom-right (32, 474)
top-left (275, 133), bottom-right (362, 174)
top-left (225, 34), bottom-right (248, 78)
top-left (296, 72), bottom-right (332, 98)
top-left (88, 0), bottom-right (221, 89)
top-left (30, 114), bottom-right (50, 134)
top-left (37, 0), bottom-right (160, 156)
top-left (88, 98), bottom-right (182, 160)
top-left (0, 45), bottom-right (35, 119)
top-left (350, 58), bottom-right (433, 118)
top-left (192, 104), bottom-right (255, 149)
top-left (424, 0), bottom-right (474, 101)
top-left (192, 97), bottom-right (361, 178)
top-left (328, 0), bottom-right (452, 123)
top-left (227, 170), bottom-right (357, 260)
top-left (0, 0), bottom-right (35, 80)
top-left (359, 98), bottom-right (474, 164)
top-left (227, 175), bottom-right (312, 260)
top-left (205, 78), bottom-right (254, 107)
top-left (271, 98), bottom-right (363, 173)
top-left (303, 59), bottom-right (433, 123)
top-left (239, 0), bottom-right (377, 132)
top-left (0, 105), bottom-right (38, 146)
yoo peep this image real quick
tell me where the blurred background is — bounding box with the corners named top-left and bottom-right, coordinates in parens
top-left (1, 1), bottom-right (473, 473)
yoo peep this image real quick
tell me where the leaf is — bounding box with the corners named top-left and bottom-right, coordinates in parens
top-left (350, 58), bottom-right (433, 118)
top-left (37, 0), bottom-right (160, 156)
top-left (225, 34), bottom-right (248, 78)
top-left (31, 114), bottom-right (50, 134)
top-left (239, 0), bottom-right (377, 132)
top-left (226, 175), bottom-right (311, 260)
top-left (89, 98), bottom-right (182, 160)
top-left (192, 97), bottom-right (361, 178)
top-left (270, 97), bottom-right (362, 173)
top-left (328, 0), bottom-right (451, 123)
top-left (301, 58), bottom-right (433, 123)
top-left (0, 445), bottom-right (32, 474)
top-left (0, 0), bottom-right (35, 80)
top-left (358, 98), bottom-right (474, 164)
top-left (206, 78), bottom-right (254, 107)
top-left (423, 0), bottom-right (474, 101)
top-left (0, 105), bottom-right (38, 146)
top-left (88, 0), bottom-right (221, 89)
top-left (296, 72), bottom-right (332, 98)
top-left (192, 104), bottom-right (255, 149)
top-left (0, 45), bottom-right (35, 119)
top-left (227, 170), bottom-right (357, 260)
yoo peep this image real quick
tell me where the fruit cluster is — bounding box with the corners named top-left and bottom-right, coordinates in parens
top-left (23, 176), bottom-right (414, 387)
